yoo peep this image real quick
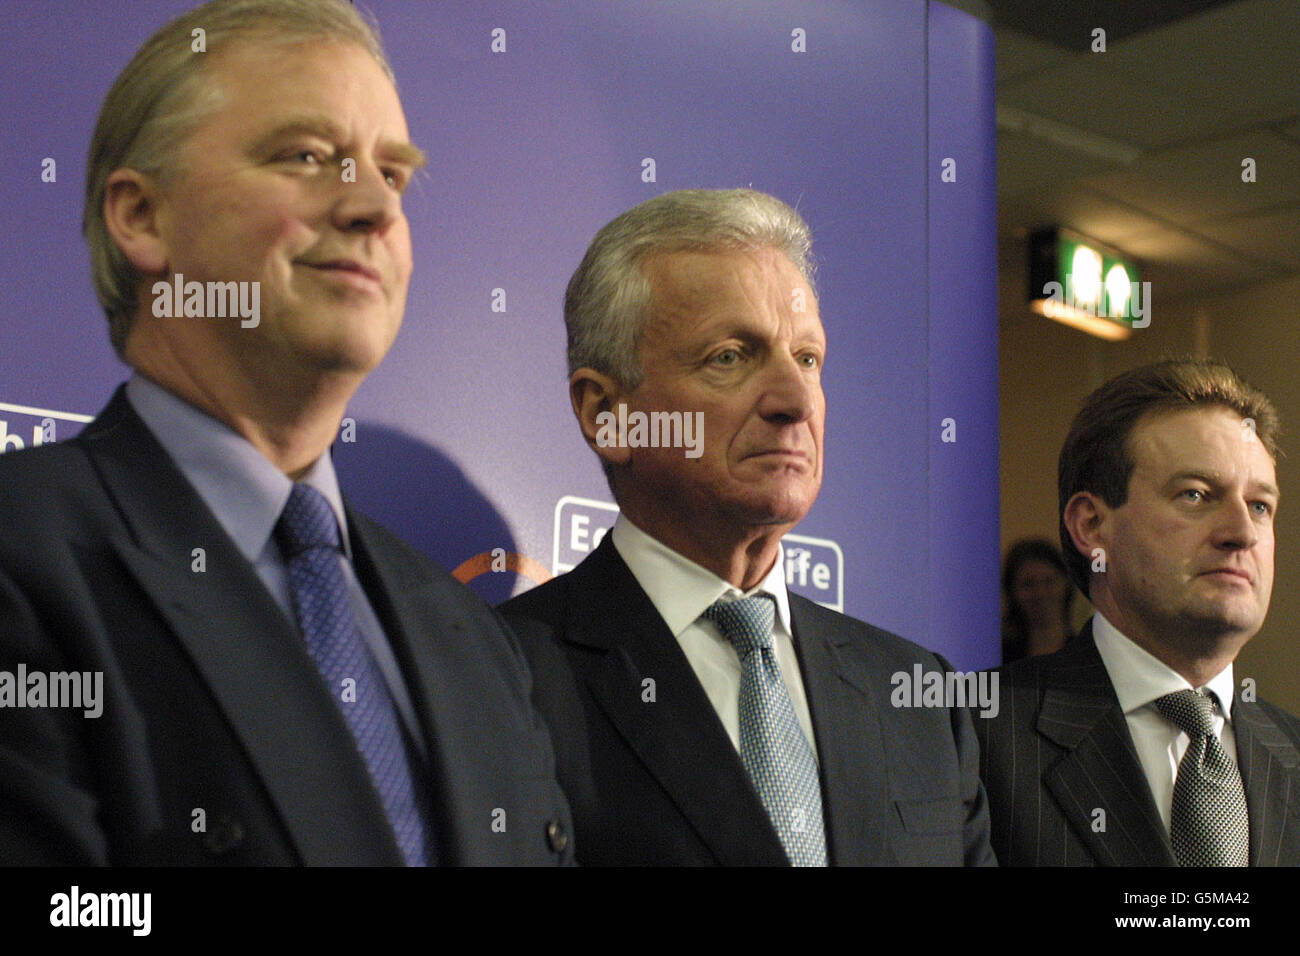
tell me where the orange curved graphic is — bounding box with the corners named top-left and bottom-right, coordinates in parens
top-left (451, 551), bottom-right (553, 587)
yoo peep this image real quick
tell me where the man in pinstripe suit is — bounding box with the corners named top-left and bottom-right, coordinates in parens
top-left (977, 359), bottom-right (1300, 866)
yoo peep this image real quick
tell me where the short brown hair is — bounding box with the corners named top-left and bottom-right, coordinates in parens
top-left (1057, 358), bottom-right (1281, 595)
top-left (84, 0), bottom-right (393, 358)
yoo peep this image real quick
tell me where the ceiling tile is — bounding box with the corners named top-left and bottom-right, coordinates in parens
top-left (995, 29), bottom-right (1069, 85)
top-left (997, 129), bottom-right (1130, 198)
top-left (999, 184), bottom-right (1169, 245)
top-left (1119, 226), bottom-right (1277, 293)
top-left (1083, 132), bottom-right (1300, 224)
top-left (1105, 0), bottom-right (1300, 127)
top-left (1195, 205), bottom-right (1300, 272)
top-left (999, 55), bottom-right (1233, 150)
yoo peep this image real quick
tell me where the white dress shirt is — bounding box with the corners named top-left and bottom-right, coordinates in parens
top-left (610, 514), bottom-right (818, 758)
top-left (1092, 611), bottom-right (1238, 831)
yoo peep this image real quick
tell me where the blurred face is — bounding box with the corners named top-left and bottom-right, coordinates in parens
top-left (1093, 406), bottom-right (1278, 649)
top-left (151, 38), bottom-right (422, 377)
top-left (617, 246), bottom-right (826, 538)
top-left (1012, 559), bottom-right (1070, 629)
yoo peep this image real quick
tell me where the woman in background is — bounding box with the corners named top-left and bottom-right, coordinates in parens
top-left (1001, 538), bottom-right (1075, 665)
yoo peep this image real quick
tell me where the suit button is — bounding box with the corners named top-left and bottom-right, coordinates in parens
top-left (202, 813), bottom-right (245, 857)
top-left (546, 819), bottom-right (568, 854)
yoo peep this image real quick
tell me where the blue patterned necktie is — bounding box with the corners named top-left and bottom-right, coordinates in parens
top-left (1154, 689), bottom-right (1249, 867)
top-left (704, 594), bottom-right (828, 866)
top-left (274, 483), bottom-right (431, 866)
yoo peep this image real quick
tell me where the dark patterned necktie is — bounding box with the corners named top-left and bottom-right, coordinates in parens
top-left (275, 483), bottom-right (431, 866)
top-left (1153, 690), bottom-right (1249, 867)
top-left (704, 595), bottom-right (827, 866)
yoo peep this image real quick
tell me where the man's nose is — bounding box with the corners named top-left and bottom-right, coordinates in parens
top-left (757, 351), bottom-right (819, 424)
top-left (1213, 495), bottom-right (1259, 551)
top-left (332, 157), bottom-right (402, 233)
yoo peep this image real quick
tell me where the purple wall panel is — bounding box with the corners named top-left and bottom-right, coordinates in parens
top-left (927, 1), bottom-right (1000, 669)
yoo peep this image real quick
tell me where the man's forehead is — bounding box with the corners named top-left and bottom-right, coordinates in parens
top-left (1129, 406), bottom-right (1278, 482)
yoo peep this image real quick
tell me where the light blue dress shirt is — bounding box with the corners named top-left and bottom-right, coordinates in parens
top-left (125, 374), bottom-right (424, 751)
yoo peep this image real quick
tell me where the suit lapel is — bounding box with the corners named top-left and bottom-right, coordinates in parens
top-left (1036, 627), bottom-right (1176, 866)
top-left (1233, 693), bottom-right (1300, 866)
top-left (564, 539), bottom-right (787, 865)
top-left (81, 389), bottom-right (401, 865)
top-left (788, 596), bottom-right (890, 864)
top-left (345, 510), bottom-right (492, 865)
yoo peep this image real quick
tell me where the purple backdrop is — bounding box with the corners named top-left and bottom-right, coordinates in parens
top-left (0, 0), bottom-right (998, 669)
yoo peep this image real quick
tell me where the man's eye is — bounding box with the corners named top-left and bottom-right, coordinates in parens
top-left (711, 349), bottom-right (741, 366)
top-left (383, 169), bottom-right (408, 191)
top-left (1251, 500), bottom-right (1274, 517)
top-left (1180, 489), bottom-right (1205, 502)
top-left (797, 352), bottom-right (822, 370)
top-left (280, 149), bottom-right (324, 167)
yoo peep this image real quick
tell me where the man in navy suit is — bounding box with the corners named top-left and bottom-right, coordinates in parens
top-left (500, 189), bottom-right (994, 865)
top-left (0, 0), bottom-right (571, 865)
top-left (976, 359), bottom-right (1300, 866)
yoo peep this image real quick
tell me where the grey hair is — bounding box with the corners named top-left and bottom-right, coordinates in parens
top-left (564, 188), bottom-right (816, 387)
top-left (83, 0), bottom-right (394, 358)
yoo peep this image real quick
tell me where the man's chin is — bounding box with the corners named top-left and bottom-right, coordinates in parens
top-left (1177, 603), bottom-right (1266, 643)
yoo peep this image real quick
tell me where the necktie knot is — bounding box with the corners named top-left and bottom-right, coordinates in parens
top-left (275, 483), bottom-right (342, 558)
top-left (1155, 689), bottom-right (1219, 739)
top-left (704, 595), bottom-right (776, 658)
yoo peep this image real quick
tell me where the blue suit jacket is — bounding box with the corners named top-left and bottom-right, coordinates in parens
top-left (0, 387), bottom-right (572, 865)
top-left (500, 535), bottom-right (995, 866)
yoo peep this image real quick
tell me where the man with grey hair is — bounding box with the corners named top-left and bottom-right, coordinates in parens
top-left (0, 0), bottom-right (572, 865)
top-left (501, 188), bottom-right (995, 865)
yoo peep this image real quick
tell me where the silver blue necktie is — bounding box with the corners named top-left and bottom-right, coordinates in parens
top-left (704, 595), bottom-right (828, 866)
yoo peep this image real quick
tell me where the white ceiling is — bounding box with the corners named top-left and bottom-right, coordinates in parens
top-left (993, 0), bottom-right (1300, 299)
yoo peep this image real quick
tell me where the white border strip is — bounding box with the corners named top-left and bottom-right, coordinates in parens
top-left (0, 402), bottom-right (93, 423)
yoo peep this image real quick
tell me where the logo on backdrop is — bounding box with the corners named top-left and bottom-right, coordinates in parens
top-left (553, 495), bottom-right (845, 611)
top-left (0, 401), bottom-right (93, 455)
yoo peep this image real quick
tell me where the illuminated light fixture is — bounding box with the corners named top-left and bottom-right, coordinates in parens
top-left (1105, 263), bottom-right (1132, 318)
top-left (1070, 245), bottom-right (1104, 308)
top-left (1028, 228), bottom-right (1146, 341)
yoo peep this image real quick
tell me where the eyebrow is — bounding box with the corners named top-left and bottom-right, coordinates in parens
top-left (251, 115), bottom-right (428, 169)
top-left (1166, 470), bottom-right (1280, 499)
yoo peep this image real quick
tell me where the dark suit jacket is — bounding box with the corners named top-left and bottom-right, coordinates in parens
top-left (0, 387), bottom-right (572, 865)
top-left (974, 621), bottom-right (1300, 866)
top-left (498, 536), bottom-right (995, 866)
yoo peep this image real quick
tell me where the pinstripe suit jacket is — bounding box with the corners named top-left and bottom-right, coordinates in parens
top-left (974, 621), bottom-right (1300, 866)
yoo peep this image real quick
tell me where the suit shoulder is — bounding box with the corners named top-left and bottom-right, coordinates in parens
top-left (0, 440), bottom-right (106, 552)
top-left (1250, 695), bottom-right (1300, 742)
top-left (347, 507), bottom-right (499, 618)
top-left (0, 439), bottom-right (94, 496)
top-left (789, 593), bottom-right (945, 668)
top-left (499, 573), bottom-right (568, 624)
top-left (496, 575), bottom-right (575, 658)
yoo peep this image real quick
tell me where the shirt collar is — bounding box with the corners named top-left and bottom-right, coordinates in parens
top-left (1092, 611), bottom-right (1234, 721)
top-left (610, 512), bottom-right (793, 639)
top-left (125, 373), bottom-right (351, 562)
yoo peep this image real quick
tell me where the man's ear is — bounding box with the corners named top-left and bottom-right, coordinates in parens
top-left (1063, 490), bottom-right (1109, 575)
top-left (570, 368), bottom-right (631, 467)
top-left (102, 168), bottom-right (169, 276)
